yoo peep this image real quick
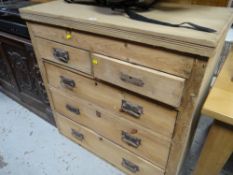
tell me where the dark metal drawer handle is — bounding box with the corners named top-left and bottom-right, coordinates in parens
top-left (66, 104), bottom-right (80, 115)
top-left (121, 100), bottom-right (143, 118)
top-left (121, 131), bottom-right (141, 148)
top-left (53, 48), bottom-right (69, 63)
top-left (71, 129), bottom-right (84, 141)
top-left (122, 158), bottom-right (139, 173)
top-left (120, 73), bottom-right (144, 87)
top-left (60, 76), bottom-right (75, 89)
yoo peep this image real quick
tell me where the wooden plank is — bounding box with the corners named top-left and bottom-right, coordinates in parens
top-left (50, 87), bottom-right (171, 169)
top-left (44, 62), bottom-right (177, 138)
top-left (92, 53), bottom-right (185, 107)
top-left (55, 113), bottom-right (165, 175)
top-left (202, 47), bottom-right (233, 125)
top-left (197, 36), bottom-right (226, 105)
top-left (34, 37), bottom-right (92, 75)
top-left (166, 34), bottom-right (226, 175)
top-left (193, 121), bottom-right (233, 175)
top-left (203, 88), bottom-right (233, 126)
top-left (29, 23), bottom-right (194, 78)
top-left (165, 58), bottom-right (208, 175)
top-left (191, 0), bottom-right (229, 6)
top-left (163, 0), bottom-right (230, 6)
top-left (20, 0), bottom-right (233, 57)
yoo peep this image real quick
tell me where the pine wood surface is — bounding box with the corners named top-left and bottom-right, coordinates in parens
top-left (29, 23), bottom-right (194, 78)
top-left (193, 121), bottom-right (233, 175)
top-left (50, 87), bottom-right (171, 169)
top-left (55, 113), bottom-right (165, 175)
top-left (192, 42), bottom-right (233, 175)
top-left (44, 62), bottom-right (177, 138)
top-left (92, 53), bottom-right (185, 107)
top-left (34, 37), bottom-right (92, 74)
top-left (22, 3), bottom-right (233, 175)
top-left (20, 0), bottom-right (233, 57)
top-left (26, 18), bottom-right (175, 175)
top-left (202, 48), bottom-right (233, 125)
top-left (165, 58), bottom-right (208, 175)
top-left (163, 0), bottom-right (230, 6)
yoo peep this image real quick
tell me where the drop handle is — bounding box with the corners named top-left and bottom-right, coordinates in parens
top-left (120, 72), bottom-right (144, 87)
top-left (121, 100), bottom-right (143, 118)
top-left (60, 76), bottom-right (76, 89)
top-left (71, 129), bottom-right (84, 141)
top-left (53, 48), bottom-right (69, 63)
top-left (66, 104), bottom-right (80, 115)
top-left (121, 131), bottom-right (141, 148)
top-left (122, 158), bottom-right (139, 173)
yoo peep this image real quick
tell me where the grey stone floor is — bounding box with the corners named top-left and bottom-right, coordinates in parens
top-left (0, 92), bottom-right (123, 175)
top-left (0, 91), bottom-right (232, 175)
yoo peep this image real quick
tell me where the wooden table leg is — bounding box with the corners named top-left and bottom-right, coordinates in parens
top-left (193, 120), bottom-right (233, 175)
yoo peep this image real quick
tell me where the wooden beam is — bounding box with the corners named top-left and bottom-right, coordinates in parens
top-left (193, 121), bottom-right (233, 175)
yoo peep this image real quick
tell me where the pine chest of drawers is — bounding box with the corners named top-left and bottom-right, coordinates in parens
top-left (20, 1), bottom-right (233, 175)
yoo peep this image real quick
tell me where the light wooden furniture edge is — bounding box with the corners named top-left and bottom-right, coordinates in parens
top-left (166, 34), bottom-right (227, 175)
top-left (193, 45), bottom-right (233, 175)
top-left (20, 1), bottom-right (233, 57)
top-left (162, 0), bottom-right (232, 7)
top-left (202, 46), bottom-right (233, 125)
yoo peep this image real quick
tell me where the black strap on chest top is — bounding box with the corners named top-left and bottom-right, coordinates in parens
top-left (64, 0), bottom-right (217, 33)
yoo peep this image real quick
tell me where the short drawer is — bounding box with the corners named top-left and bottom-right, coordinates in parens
top-left (45, 62), bottom-right (177, 138)
top-left (92, 54), bottom-right (185, 107)
top-left (55, 113), bottom-right (164, 175)
top-left (29, 22), bottom-right (194, 78)
top-left (35, 37), bottom-right (91, 74)
top-left (50, 88), bottom-right (171, 168)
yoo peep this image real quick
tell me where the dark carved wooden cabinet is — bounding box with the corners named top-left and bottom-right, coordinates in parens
top-left (0, 32), bottom-right (54, 125)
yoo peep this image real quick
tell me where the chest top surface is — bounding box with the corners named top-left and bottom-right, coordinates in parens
top-left (20, 0), bottom-right (233, 56)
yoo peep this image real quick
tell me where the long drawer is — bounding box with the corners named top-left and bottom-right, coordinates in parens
top-left (92, 53), bottom-right (185, 107)
top-left (55, 113), bottom-right (164, 175)
top-left (30, 23), bottom-right (194, 79)
top-left (44, 62), bottom-right (177, 138)
top-left (35, 37), bottom-right (91, 74)
top-left (50, 88), bottom-right (171, 168)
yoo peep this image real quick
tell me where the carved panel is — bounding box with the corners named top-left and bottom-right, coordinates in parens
top-left (2, 43), bottom-right (49, 105)
top-left (0, 43), bottom-right (16, 87)
top-left (0, 35), bottom-right (53, 125)
top-left (7, 48), bottom-right (32, 92)
top-left (0, 56), bottom-right (12, 82)
top-left (25, 44), bottom-right (49, 104)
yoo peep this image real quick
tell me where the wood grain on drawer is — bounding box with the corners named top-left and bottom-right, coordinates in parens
top-left (55, 113), bottom-right (164, 175)
top-left (29, 23), bottom-right (194, 78)
top-left (45, 62), bottom-right (177, 138)
top-left (92, 54), bottom-right (185, 107)
top-left (50, 88), bottom-right (171, 168)
top-left (34, 37), bottom-right (91, 74)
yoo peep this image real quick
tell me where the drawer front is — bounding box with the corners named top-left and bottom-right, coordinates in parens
top-left (45, 62), bottom-right (177, 138)
top-left (29, 23), bottom-right (194, 78)
top-left (34, 37), bottom-right (91, 74)
top-left (50, 88), bottom-right (171, 168)
top-left (55, 113), bottom-right (164, 175)
top-left (92, 54), bottom-right (185, 107)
